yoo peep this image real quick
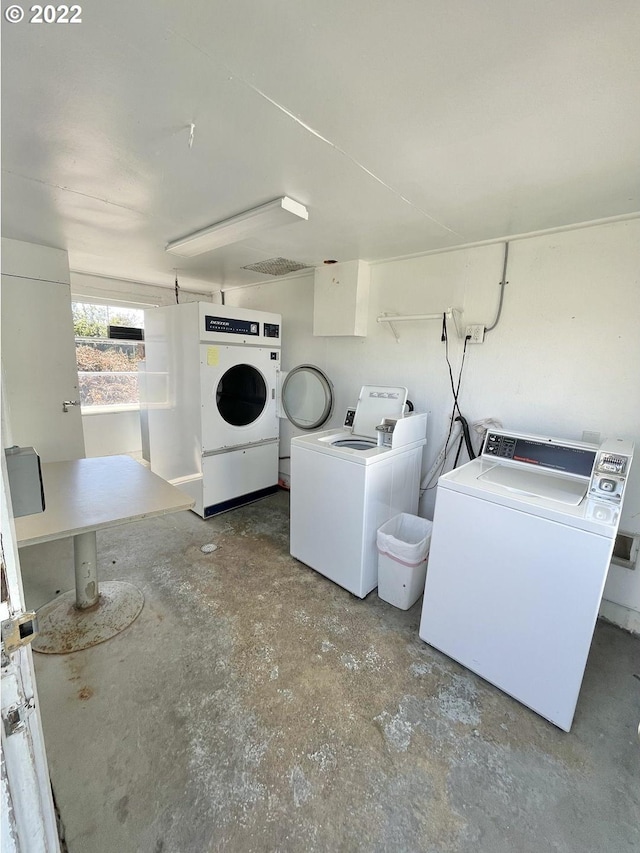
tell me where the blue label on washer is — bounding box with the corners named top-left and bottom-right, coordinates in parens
top-left (205, 315), bottom-right (259, 335)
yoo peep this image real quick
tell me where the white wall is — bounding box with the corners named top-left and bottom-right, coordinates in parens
top-left (226, 218), bottom-right (640, 628)
top-left (1, 239), bottom-right (86, 461)
top-left (82, 410), bottom-right (142, 457)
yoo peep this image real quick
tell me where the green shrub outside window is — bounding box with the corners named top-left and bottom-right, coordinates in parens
top-left (73, 302), bottom-right (145, 408)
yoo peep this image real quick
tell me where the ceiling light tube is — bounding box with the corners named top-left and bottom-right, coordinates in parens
top-left (166, 196), bottom-right (308, 257)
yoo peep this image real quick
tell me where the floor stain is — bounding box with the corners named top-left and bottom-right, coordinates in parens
top-left (115, 795), bottom-right (129, 824)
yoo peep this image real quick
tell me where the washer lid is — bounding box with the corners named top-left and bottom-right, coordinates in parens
top-left (281, 364), bottom-right (334, 430)
top-left (477, 464), bottom-right (588, 506)
top-left (352, 385), bottom-right (408, 438)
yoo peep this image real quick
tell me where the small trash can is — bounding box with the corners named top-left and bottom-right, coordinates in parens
top-left (377, 513), bottom-right (433, 610)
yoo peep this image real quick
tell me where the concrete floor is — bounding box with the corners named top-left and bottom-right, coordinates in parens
top-left (21, 490), bottom-right (640, 853)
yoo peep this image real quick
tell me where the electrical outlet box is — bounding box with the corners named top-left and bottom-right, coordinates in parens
top-left (465, 324), bottom-right (485, 344)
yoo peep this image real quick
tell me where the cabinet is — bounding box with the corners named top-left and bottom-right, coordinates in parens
top-left (313, 259), bottom-right (370, 337)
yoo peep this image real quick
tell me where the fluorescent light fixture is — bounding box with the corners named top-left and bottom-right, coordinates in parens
top-left (166, 196), bottom-right (308, 257)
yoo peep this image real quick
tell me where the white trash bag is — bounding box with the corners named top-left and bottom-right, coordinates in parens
top-left (377, 513), bottom-right (432, 566)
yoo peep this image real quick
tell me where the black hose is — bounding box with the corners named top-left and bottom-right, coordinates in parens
top-left (453, 433), bottom-right (465, 468)
top-left (455, 415), bottom-right (476, 460)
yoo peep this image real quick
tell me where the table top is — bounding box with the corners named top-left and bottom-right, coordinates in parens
top-left (15, 455), bottom-right (195, 547)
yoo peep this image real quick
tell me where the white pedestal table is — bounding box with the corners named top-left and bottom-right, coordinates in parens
top-left (15, 456), bottom-right (194, 653)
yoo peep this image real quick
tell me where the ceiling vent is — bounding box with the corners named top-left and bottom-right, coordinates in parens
top-left (242, 257), bottom-right (310, 277)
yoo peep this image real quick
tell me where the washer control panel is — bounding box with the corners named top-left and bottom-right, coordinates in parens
top-left (263, 322), bottom-right (280, 339)
top-left (482, 431), bottom-right (596, 477)
top-left (484, 434), bottom-right (516, 459)
top-left (481, 431), bottom-right (634, 508)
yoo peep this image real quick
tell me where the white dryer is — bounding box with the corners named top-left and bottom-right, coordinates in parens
top-left (144, 302), bottom-right (334, 518)
top-left (144, 302), bottom-right (282, 516)
top-left (419, 429), bottom-right (634, 731)
top-left (290, 386), bottom-right (427, 598)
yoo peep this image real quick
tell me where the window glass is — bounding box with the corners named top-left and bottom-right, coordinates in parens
top-left (72, 303), bottom-right (145, 408)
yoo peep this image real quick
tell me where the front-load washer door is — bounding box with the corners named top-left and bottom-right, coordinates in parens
top-left (200, 344), bottom-right (278, 451)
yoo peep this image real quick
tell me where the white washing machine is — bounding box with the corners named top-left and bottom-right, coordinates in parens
top-left (419, 429), bottom-right (634, 731)
top-left (144, 301), bottom-right (334, 518)
top-left (290, 386), bottom-right (428, 598)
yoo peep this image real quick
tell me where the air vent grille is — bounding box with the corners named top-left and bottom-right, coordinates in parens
top-left (242, 257), bottom-right (310, 276)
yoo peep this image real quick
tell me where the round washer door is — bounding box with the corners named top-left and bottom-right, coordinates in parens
top-left (282, 364), bottom-right (333, 430)
top-left (216, 363), bottom-right (267, 426)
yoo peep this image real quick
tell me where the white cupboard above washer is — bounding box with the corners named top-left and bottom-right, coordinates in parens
top-left (313, 260), bottom-right (370, 337)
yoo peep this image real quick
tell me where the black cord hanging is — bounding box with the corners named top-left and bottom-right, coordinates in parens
top-left (175, 272), bottom-right (180, 304)
top-left (429, 317), bottom-right (475, 486)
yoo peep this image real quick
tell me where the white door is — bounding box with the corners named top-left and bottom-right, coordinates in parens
top-left (1, 238), bottom-right (85, 462)
top-left (1, 442), bottom-right (61, 851)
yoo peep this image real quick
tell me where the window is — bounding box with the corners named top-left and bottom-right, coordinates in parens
top-left (72, 302), bottom-right (145, 409)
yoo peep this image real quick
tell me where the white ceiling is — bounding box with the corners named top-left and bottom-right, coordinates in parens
top-left (2, 1), bottom-right (639, 292)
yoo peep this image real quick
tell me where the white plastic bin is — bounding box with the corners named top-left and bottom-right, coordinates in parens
top-left (377, 513), bottom-right (433, 610)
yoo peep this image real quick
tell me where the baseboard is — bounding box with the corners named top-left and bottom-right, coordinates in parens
top-left (599, 599), bottom-right (640, 635)
top-left (203, 485), bottom-right (278, 518)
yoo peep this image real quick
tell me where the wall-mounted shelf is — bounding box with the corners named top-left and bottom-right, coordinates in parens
top-left (377, 308), bottom-right (463, 342)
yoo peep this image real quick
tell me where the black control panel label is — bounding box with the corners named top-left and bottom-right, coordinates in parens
top-left (263, 322), bottom-right (280, 338)
top-left (205, 315), bottom-right (259, 336)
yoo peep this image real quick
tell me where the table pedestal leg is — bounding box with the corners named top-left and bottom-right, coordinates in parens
top-left (32, 534), bottom-right (145, 654)
top-left (73, 531), bottom-right (99, 609)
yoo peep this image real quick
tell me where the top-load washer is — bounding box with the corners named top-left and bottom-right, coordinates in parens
top-left (419, 428), bottom-right (634, 731)
top-left (290, 385), bottom-right (428, 597)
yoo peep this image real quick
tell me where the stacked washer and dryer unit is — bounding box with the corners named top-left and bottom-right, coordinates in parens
top-left (144, 302), bottom-right (283, 518)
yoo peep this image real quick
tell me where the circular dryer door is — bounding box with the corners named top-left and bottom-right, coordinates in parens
top-left (282, 364), bottom-right (333, 430)
top-left (216, 363), bottom-right (267, 426)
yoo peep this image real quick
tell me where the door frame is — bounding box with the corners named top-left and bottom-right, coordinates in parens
top-left (1, 415), bottom-right (61, 852)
